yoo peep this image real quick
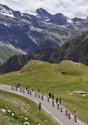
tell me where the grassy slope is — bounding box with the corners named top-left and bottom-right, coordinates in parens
top-left (0, 60), bottom-right (88, 124)
top-left (0, 46), bottom-right (24, 64)
top-left (0, 90), bottom-right (58, 125)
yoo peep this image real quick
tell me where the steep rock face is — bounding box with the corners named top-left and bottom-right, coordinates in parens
top-left (0, 4), bottom-right (21, 17)
top-left (36, 8), bottom-right (67, 25)
top-left (36, 8), bottom-right (51, 20)
top-left (30, 48), bottom-right (57, 62)
top-left (0, 24), bottom-right (38, 51)
top-left (72, 17), bottom-right (83, 22)
top-left (49, 13), bottom-right (67, 25)
top-left (49, 34), bottom-right (88, 65)
top-left (0, 55), bottom-right (28, 74)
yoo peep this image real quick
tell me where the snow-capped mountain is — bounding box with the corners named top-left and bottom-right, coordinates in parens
top-left (0, 4), bottom-right (21, 18)
top-left (36, 8), bottom-right (69, 25)
top-left (36, 8), bottom-right (51, 20)
top-left (0, 4), bottom-right (88, 63)
top-left (0, 4), bottom-right (14, 17)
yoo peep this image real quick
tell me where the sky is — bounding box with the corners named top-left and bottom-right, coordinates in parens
top-left (0, 0), bottom-right (88, 18)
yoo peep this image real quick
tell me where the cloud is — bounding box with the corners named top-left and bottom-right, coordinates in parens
top-left (0, 0), bottom-right (88, 18)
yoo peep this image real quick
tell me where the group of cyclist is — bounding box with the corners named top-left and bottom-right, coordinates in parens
top-left (12, 84), bottom-right (77, 122)
top-left (47, 93), bottom-right (77, 122)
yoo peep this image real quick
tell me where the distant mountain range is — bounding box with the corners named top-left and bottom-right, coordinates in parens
top-left (0, 4), bottom-right (88, 63)
top-left (1, 33), bottom-right (88, 74)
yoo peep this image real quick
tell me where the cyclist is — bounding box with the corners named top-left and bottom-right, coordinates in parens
top-left (57, 103), bottom-right (59, 110)
top-left (68, 112), bottom-right (71, 119)
top-left (38, 93), bottom-right (40, 98)
top-left (35, 92), bottom-right (37, 97)
top-left (11, 86), bottom-right (14, 90)
top-left (47, 96), bottom-right (49, 102)
top-left (41, 95), bottom-right (44, 100)
top-left (52, 100), bottom-right (54, 107)
top-left (27, 89), bottom-right (29, 94)
top-left (65, 109), bottom-right (68, 116)
top-left (20, 87), bottom-right (22, 92)
top-left (30, 90), bottom-right (32, 95)
top-left (23, 89), bottom-right (25, 93)
top-left (60, 106), bottom-right (63, 112)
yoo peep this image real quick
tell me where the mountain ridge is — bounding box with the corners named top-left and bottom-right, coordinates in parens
top-left (1, 33), bottom-right (88, 74)
top-left (0, 4), bottom-right (88, 64)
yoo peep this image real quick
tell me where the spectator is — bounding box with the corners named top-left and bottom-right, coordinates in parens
top-left (39, 102), bottom-right (41, 111)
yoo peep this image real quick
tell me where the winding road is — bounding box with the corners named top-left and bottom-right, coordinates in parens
top-left (0, 84), bottom-right (86, 125)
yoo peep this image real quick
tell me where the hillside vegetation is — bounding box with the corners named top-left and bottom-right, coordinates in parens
top-left (50, 33), bottom-right (88, 65)
top-left (0, 60), bottom-right (88, 124)
top-left (0, 41), bottom-right (26, 64)
top-left (0, 90), bottom-right (58, 125)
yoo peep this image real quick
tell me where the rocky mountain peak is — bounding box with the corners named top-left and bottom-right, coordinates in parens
top-left (0, 4), bottom-right (21, 18)
top-left (0, 4), bottom-right (14, 17)
top-left (36, 8), bottom-right (51, 19)
top-left (72, 17), bottom-right (83, 22)
top-left (0, 4), bottom-right (11, 11)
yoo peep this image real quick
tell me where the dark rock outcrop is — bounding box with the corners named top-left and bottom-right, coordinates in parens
top-left (49, 34), bottom-right (88, 65)
top-left (0, 48), bottom-right (57, 74)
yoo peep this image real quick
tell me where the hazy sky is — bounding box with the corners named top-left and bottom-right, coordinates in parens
top-left (0, 0), bottom-right (88, 18)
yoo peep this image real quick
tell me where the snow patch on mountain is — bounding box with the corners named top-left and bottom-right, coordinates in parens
top-left (0, 12), bottom-right (14, 18)
top-left (30, 26), bottom-right (43, 32)
top-left (45, 19), bottom-right (50, 21)
top-left (67, 19), bottom-right (73, 23)
top-left (29, 35), bottom-right (38, 45)
top-left (0, 5), bottom-right (14, 18)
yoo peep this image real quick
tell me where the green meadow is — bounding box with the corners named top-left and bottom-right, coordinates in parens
top-left (0, 60), bottom-right (88, 124)
top-left (0, 90), bottom-right (58, 125)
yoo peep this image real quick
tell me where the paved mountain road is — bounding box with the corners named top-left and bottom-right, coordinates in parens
top-left (0, 84), bottom-right (85, 125)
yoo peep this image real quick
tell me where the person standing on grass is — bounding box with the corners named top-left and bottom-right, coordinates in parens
top-left (48, 93), bottom-right (51, 98)
top-left (39, 102), bottom-right (41, 111)
top-left (74, 113), bottom-right (77, 122)
top-left (59, 97), bottom-right (61, 105)
top-left (32, 88), bottom-right (33, 92)
top-left (52, 95), bottom-right (54, 100)
top-left (56, 97), bottom-right (58, 104)
top-left (38, 89), bottom-right (40, 98)
top-left (18, 83), bottom-right (20, 88)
